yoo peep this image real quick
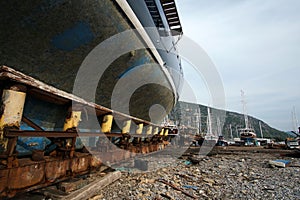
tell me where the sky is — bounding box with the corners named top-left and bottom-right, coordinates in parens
top-left (175, 0), bottom-right (300, 131)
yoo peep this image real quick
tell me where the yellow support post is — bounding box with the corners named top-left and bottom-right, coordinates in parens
top-left (136, 123), bottom-right (143, 134)
top-left (159, 128), bottom-right (164, 136)
top-left (63, 106), bottom-right (82, 152)
top-left (101, 115), bottom-right (113, 133)
top-left (153, 127), bottom-right (159, 135)
top-left (63, 111), bottom-right (82, 131)
top-left (0, 85), bottom-right (26, 152)
top-left (164, 129), bottom-right (169, 136)
top-left (146, 126), bottom-right (152, 135)
top-left (122, 120), bottom-right (131, 134)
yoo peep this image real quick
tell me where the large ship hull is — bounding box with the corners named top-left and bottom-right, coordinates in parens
top-left (0, 1), bottom-right (184, 196)
top-left (0, 0), bottom-right (183, 124)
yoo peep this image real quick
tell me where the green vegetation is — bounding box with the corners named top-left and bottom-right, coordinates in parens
top-left (169, 101), bottom-right (289, 141)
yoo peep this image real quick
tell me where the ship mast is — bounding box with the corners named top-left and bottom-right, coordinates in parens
top-left (217, 117), bottom-right (221, 136)
top-left (241, 90), bottom-right (249, 129)
top-left (291, 106), bottom-right (299, 132)
top-left (230, 124), bottom-right (233, 140)
top-left (259, 121), bottom-right (263, 138)
top-left (198, 107), bottom-right (201, 134)
top-left (207, 107), bottom-right (212, 136)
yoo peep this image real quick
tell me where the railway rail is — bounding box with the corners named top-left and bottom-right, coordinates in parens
top-left (0, 66), bottom-right (177, 198)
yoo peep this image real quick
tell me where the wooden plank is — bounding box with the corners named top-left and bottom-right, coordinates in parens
top-left (63, 171), bottom-right (122, 200)
top-left (156, 179), bottom-right (197, 199)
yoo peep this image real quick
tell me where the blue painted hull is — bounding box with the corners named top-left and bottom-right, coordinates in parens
top-left (0, 0), bottom-right (183, 153)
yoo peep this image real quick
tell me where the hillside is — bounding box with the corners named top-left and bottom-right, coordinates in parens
top-left (168, 101), bottom-right (289, 141)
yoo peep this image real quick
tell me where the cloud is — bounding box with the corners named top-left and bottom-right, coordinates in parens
top-left (176, 0), bottom-right (300, 130)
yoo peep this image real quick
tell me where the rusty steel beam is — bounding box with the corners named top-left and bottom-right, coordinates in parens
top-left (4, 130), bottom-right (78, 138)
top-left (79, 132), bottom-right (122, 137)
top-left (22, 116), bottom-right (44, 131)
top-left (4, 130), bottom-right (164, 139)
top-left (28, 88), bottom-right (70, 105)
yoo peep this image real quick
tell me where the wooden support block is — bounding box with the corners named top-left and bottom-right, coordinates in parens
top-left (59, 179), bottom-right (90, 193)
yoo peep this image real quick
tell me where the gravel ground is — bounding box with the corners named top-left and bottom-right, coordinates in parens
top-left (91, 147), bottom-right (300, 200)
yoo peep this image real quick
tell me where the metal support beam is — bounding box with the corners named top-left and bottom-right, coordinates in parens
top-left (5, 130), bottom-right (78, 138)
top-left (22, 116), bottom-right (43, 131)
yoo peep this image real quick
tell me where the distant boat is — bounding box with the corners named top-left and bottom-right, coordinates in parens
top-left (239, 128), bottom-right (257, 139)
top-left (285, 107), bottom-right (300, 149)
top-left (216, 135), bottom-right (228, 146)
top-left (204, 107), bottom-right (218, 144)
top-left (238, 90), bottom-right (257, 145)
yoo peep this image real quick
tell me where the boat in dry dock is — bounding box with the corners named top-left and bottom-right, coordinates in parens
top-left (239, 91), bottom-right (257, 145)
top-left (0, 0), bottom-right (183, 123)
top-left (0, 0), bottom-right (184, 197)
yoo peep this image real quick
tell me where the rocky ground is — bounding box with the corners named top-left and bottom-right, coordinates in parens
top-left (91, 146), bottom-right (300, 200)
